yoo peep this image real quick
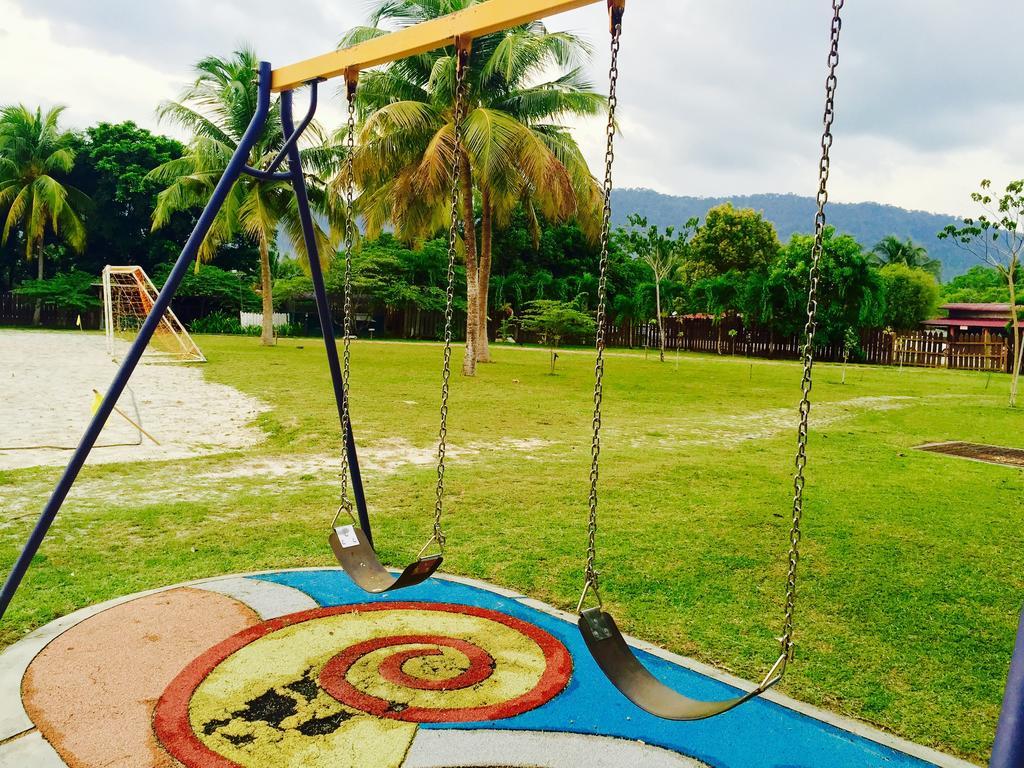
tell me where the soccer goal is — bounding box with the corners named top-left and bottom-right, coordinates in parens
top-left (101, 266), bottom-right (205, 363)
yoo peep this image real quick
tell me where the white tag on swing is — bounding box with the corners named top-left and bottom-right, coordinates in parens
top-left (334, 525), bottom-right (360, 549)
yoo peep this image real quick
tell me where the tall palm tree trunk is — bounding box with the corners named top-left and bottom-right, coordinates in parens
top-left (258, 237), bottom-right (275, 347)
top-left (476, 187), bottom-right (493, 363)
top-left (460, 156), bottom-right (478, 377)
top-left (32, 240), bottom-right (44, 325)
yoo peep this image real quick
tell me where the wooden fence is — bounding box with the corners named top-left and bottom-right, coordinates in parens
top-left (893, 332), bottom-right (1008, 372)
top-left (0, 293), bottom-right (102, 329)
top-left (602, 317), bottom-right (893, 365)
top-left (601, 318), bottom-right (1015, 373)
top-left (3, 289), bottom-right (1015, 374)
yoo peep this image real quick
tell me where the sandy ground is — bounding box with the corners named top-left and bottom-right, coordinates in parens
top-left (0, 331), bottom-right (267, 471)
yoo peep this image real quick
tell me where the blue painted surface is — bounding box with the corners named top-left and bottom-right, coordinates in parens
top-left (253, 570), bottom-right (938, 768)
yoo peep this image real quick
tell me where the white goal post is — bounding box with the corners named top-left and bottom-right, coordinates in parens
top-left (101, 265), bottom-right (206, 363)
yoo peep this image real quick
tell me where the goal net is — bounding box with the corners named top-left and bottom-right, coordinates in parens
top-left (102, 265), bottom-right (206, 363)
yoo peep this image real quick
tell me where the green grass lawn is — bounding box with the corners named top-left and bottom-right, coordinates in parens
top-left (2, 334), bottom-right (1023, 761)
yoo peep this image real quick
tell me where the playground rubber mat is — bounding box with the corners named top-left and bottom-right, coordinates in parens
top-left (916, 441), bottom-right (1024, 468)
top-left (0, 569), bottom-right (976, 767)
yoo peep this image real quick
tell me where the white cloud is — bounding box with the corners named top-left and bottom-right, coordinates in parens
top-left (3, 0), bottom-right (1021, 216)
top-left (0, 0), bottom-right (178, 132)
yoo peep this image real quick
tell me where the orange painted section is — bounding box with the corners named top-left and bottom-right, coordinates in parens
top-left (23, 587), bottom-right (259, 768)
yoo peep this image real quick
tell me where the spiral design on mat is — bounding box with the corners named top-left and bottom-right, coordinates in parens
top-left (312, 607), bottom-right (573, 723)
top-left (155, 602), bottom-right (574, 768)
top-left (320, 633), bottom-right (523, 721)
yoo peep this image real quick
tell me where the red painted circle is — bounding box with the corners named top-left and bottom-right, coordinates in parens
top-left (154, 602), bottom-right (572, 768)
top-left (366, 636), bottom-right (495, 691)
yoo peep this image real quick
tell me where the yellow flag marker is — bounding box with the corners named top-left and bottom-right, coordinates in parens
top-left (91, 389), bottom-right (161, 446)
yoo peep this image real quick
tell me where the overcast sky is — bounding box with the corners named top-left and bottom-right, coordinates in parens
top-left (2, 0), bottom-right (1021, 216)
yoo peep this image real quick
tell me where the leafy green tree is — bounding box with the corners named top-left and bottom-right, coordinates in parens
top-left (13, 270), bottom-right (100, 312)
top-left (69, 122), bottom-right (191, 274)
top-left (871, 235), bottom-right (942, 280)
top-left (346, 0), bottom-right (605, 372)
top-left (940, 179), bottom-right (1024, 406)
top-left (520, 298), bottom-right (595, 371)
top-left (0, 105), bottom-right (90, 323)
top-left (685, 203), bottom-right (780, 282)
top-left (878, 263), bottom-right (939, 330)
top-left (688, 269), bottom-right (765, 318)
top-left (763, 229), bottom-right (882, 346)
top-left (616, 214), bottom-right (694, 361)
top-left (324, 234), bottom-right (466, 326)
top-left (490, 211), bottom-right (607, 311)
top-left (152, 262), bottom-right (261, 317)
top-left (272, 274), bottom-right (315, 308)
top-left (940, 265), bottom-right (1017, 304)
top-left (149, 48), bottom-right (345, 346)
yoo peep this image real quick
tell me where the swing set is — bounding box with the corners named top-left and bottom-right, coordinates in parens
top-left (2, 0), bottom-right (1023, 756)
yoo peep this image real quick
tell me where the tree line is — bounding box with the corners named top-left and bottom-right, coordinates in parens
top-left (1, 0), bottom-right (1020, 395)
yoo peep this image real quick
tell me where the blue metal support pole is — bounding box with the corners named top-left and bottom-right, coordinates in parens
top-left (992, 606), bottom-right (1024, 768)
top-left (280, 89), bottom-right (372, 545)
top-left (0, 62), bottom-right (275, 622)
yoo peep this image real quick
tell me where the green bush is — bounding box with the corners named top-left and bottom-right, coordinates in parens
top-left (520, 300), bottom-right (596, 346)
top-left (190, 311), bottom-right (245, 335)
top-left (275, 322), bottom-right (304, 338)
top-left (14, 271), bottom-right (100, 312)
top-left (880, 263), bottom-right (940, 331)
top-left (190, 311), bottom-right (303, 338)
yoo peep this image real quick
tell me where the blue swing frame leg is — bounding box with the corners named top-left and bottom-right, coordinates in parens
top-left (279, 90), bottom-right (372, 546)
top-left (992, 606), bottom-right (1024, 768)
top-left (0, 63), bottom-right (275, 622)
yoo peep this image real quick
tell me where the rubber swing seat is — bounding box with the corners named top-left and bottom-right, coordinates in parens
top-left (578, 608), bottom-right (774, 721)
top-left (329, 525), bottom-right (442, 594)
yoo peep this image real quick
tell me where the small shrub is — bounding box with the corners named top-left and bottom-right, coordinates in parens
top-left (190, 311), bottom-right (244, 335)
top-left (190, 311), bottom-right (302, 338)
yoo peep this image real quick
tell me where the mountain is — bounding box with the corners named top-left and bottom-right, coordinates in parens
top-left (611, 189), bottom-right (972, 280)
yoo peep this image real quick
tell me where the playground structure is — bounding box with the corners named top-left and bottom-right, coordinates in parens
top-left (1, 0), bottom-right (1022, 763)
top-left (0, 569), bottom-right (983, 767)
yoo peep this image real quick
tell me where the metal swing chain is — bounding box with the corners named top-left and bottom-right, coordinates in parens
top-left (430, 45), bottom-right (470, 555)
top-left (779, 0), bottom-right (844, 665)
top-left (581, 6), bottom-right (623, 609)
top-left (336, 81), bottom-right (359, 518)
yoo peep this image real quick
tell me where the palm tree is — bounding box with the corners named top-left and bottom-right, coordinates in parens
top-left (344, 0), bottom-right (605, 373)
top-left (619, 215), bottom-right (691, 362)
top-left (871, 235), bottom-right (942, 280)
top-left (149, 48), bottom-right (344, 346)
top-left (0, 105), bottom-right (89, 324)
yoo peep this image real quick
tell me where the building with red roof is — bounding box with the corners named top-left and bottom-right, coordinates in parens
top-left (923, 303), bottom-right (1012, 334)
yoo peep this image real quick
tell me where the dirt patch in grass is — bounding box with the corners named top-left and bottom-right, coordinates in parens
top-left (626, 396), bottom-right (918, 448)
top-left (0, 437), bottom-right (556, 518)
top-left (916, 441), bottom-right (1024, 468)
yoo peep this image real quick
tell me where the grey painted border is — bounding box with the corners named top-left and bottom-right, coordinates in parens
top-left (404, 729), bottom-right (704, 767)
top-left (0, 567), bottom-right (980, 768)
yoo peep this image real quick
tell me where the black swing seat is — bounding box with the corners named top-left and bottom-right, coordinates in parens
top-left (329, 524), bottom-right (442, 594)
top-left (579, 608), bottom-right (780, 721)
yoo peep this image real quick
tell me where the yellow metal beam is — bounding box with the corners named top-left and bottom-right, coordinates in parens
top-left (271, 0), bottom-right (610, 93)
